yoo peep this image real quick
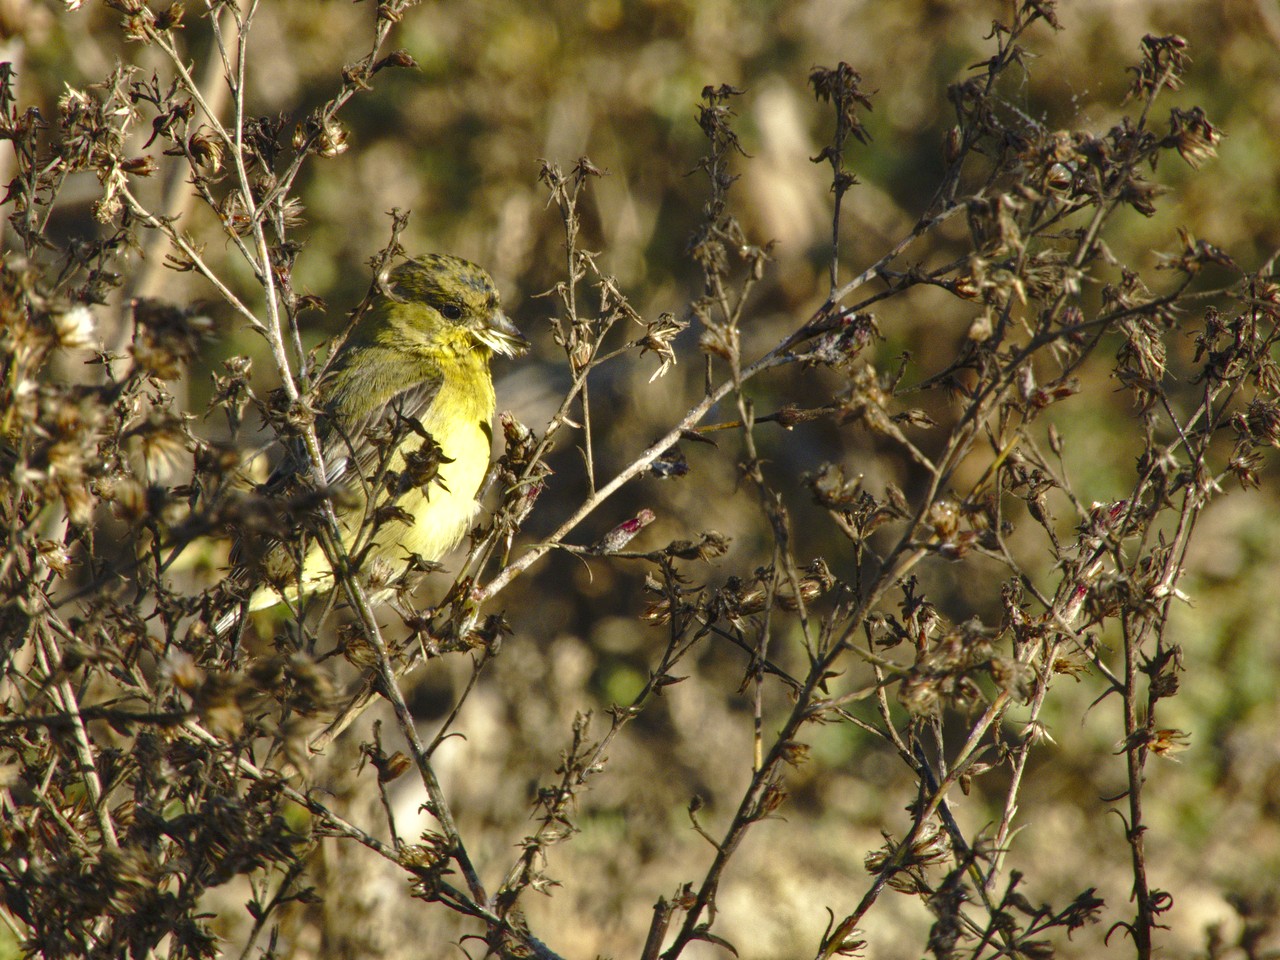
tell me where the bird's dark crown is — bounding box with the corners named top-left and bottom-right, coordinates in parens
top-left (387, 254), bottom-right (500, 320)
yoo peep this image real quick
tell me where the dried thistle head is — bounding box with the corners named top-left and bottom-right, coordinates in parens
top-left (1126, 34), bottom-right (1189, 101)
top-left (130, 298), bottom-right (213, 379)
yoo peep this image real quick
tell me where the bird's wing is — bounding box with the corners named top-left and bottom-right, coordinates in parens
top-left (312, 369), bottom-right (446, 504)
top-left (221, 370), bottom-right (444, 581)
top-left (264, 367), bottom-right (446, 506)
top-left (214, 370), bottom-right (446, 636)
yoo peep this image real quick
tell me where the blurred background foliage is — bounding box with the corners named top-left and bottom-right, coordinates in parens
top-left (7, 0), bottom-right (1280, 956)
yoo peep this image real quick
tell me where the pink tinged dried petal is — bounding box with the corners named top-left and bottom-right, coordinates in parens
top-left (594, 508), bottom-right (656, 554)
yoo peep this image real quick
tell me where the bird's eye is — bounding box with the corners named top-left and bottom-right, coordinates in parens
top-left (441, 303), bottom-right (464, 321)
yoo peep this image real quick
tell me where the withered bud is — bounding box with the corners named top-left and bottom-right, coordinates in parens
top-left (640, 598), bottom-right (672, 626)
top-left (373, 50), bottom-right (419, 73)
top-left (1119, 727), bottom-right (1191, 759)
top-left (664, 531), bottom-right (730, 561)
top-left (340, 631), bottom-right (380, 669)
top-left (650, 447), bottom-right (689, 479)
top-left (1243, 399), bottom-right (1280, 446)
top-left (400, 437), bottom-right (449, 491)
top-left (51, 305), bottom-right (96, 349)
top-left (187, 130), bottom-right (223, 171)
top-left (593, 508), bottom-right (656, 554)
top-left (943, 125), bottom-right (962, 164)
top-left (778, 740), bottom-right (810, 767)
top-left (314, 119), bottom-right (349, 158)
top-left (751, 778), bottom-right (788, 821)
top-left (378, 751), bottom-right (413, 783)
top-left (194, 440), bottom-right (241, 477)
top-left (364, 556), bottom-right (397, 592)
top-left (398, 839), bottom-right (450, 871)
top-left (36, 540), bottom-right (73, 578)
top-left (927, 498), bottom-right (961, 540)
top-left (292, 117), bottom-right (349, 158)
top-left (699, 323), bottom-right (739, 362)
top-left (154, 2), bottom-right (184, 30)
top-left (120, 155), bottom-right (158, 176)
top-left (639, 311), bottom-right (686, 381)
top-left (501, 411), bottom-right (534, 449)
top-left (1045, 161), bottom-right (1074, 192)
top-left (805, 462), bottom-right (863, 510)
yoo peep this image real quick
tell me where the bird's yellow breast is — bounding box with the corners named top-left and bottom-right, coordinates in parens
top-left (384, 358), bottom-right (496, 561)
top-left (248, 352), bottom-right (496, 614)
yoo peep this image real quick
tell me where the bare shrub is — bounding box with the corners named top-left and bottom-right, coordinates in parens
top-left (1, 2), bottom-right (1276, 958)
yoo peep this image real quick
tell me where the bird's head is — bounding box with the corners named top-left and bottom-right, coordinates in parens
top-left (381, 254), bottom-right (528, 358)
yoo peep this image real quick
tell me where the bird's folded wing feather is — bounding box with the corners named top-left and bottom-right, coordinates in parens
top-left (270, 369), bottom-right (445, 505)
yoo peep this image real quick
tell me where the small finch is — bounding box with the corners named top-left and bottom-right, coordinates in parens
top-left (217, 254), bottom-right (527, 634)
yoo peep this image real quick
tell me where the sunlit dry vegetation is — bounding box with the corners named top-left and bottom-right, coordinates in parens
top-left (3, 1), bottom-right (1280, 958)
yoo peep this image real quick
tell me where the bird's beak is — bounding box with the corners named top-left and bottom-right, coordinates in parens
top-left (475, 310), bottom-right (529, 357)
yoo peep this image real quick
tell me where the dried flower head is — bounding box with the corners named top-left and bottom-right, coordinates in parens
top-left (51, 305), bottom-right (96, 348)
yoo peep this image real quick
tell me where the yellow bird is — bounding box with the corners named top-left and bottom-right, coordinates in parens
top-left (217, 254), bottom-right (526, 634)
